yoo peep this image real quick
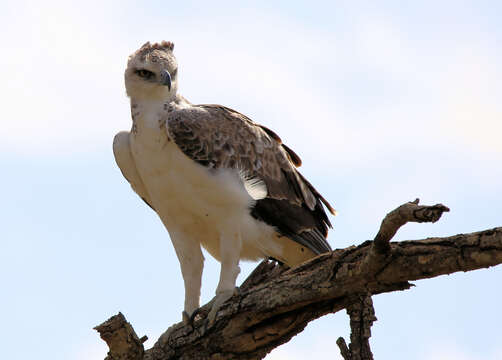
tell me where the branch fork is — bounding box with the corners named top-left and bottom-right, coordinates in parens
top-left (338, 199), bottom-right (450, 360)
top-left (94, 199), bottom-right (502, 360)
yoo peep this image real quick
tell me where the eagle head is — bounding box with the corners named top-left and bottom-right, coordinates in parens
top-left (125, 41), bottom-right (178, 101)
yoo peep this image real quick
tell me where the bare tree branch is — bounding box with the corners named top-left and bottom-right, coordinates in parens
top-left (337, 199), bottom-right (450, 359)
top-left (362, 198), bottom-right (450, 275)
top-left (95, 312), bottom-right (146, 360)
top-left (373, 198), bottom-right (450, 252)
top-left (336, 337), bottom-right (351, 360)
top-left (95, 200), bottom-right (502, 360)
top-left (337, 294), bottom-right (376, 360)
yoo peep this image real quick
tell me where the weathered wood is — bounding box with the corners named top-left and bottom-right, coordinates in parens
top-left (94, 312), bottom-right (145, 360)
top-left (95, 200), bottom-right (502, 360)
top-left (337, 294), bottom-right (376, 360)
top-left (363, 199), bottom-right (450, 275)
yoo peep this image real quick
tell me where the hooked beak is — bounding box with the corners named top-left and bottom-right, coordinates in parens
top-left (160, 69), bottom-right (172, 91)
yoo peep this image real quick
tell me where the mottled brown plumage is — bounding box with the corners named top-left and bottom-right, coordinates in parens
top-left (117, 41), bottom-right (337, 324)
top-left (166, 102), bottom-right (335, 254)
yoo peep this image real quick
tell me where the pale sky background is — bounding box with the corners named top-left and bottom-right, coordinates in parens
top-left (1, 1), bottom-right (501, 359)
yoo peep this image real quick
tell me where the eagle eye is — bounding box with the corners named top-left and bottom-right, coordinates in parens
top-left (135, 69), bottom-right (155, 80)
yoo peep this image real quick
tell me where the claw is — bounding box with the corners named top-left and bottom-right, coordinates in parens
top-left (183, 308), bottom-right (206, 327)
top-left (207, 288), bottom-right (237, 325)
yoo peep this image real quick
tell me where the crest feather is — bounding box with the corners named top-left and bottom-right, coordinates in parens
top-left (160, 40), bottom-right (174, 51)
top-left (137, 41), bottom-right (174, 55)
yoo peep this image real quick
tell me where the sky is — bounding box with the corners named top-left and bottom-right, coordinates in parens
top-left (1, 1), bottom-right (501, 359)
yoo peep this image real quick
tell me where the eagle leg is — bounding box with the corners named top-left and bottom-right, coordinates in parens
top-left (207, 225), bottom-right (242, 325)
top-left (168, 230), bottom-right (205, 324)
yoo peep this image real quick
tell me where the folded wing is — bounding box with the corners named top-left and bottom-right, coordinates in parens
top-left (167, 104), bottom-right (335, 254)
top-left (113, 131), bottom-right (155, 210)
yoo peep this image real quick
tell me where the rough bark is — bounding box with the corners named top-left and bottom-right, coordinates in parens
top-left (336, 199), bottom-right (450, 360)
top-left (95, 200), bottom-right (502, 360)
top-left (95, 312), bottom-right (147, 360)
top-left (337, 294), bottom-right (376, 360)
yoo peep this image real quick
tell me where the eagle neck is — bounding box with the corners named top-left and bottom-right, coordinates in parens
top-left (129, 97), bottom-right (167, 133)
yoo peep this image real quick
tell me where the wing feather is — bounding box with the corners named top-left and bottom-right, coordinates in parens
top-left (167, 103), bottom-right (335, 254)
top-left (113, 131), bottom-right (155, 210)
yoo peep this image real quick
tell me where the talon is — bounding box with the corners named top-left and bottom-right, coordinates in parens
top-left (183, 308), bottom-right (206, 327)
top-left (207, 289), bottom-right (236, 325)
top-left (191, 307), bottom-right (205, 323)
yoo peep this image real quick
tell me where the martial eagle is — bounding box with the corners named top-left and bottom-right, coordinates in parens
top-left (113, 41), bottom-right (336, 324)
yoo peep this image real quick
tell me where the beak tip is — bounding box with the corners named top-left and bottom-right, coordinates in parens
top-left (160, 69), bottom-right (172, 90)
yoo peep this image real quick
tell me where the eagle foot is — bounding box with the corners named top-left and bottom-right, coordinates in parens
top-left (207, 287), bottom-right (239, 325)
top-left (182, 308), bottom-right (207, 327)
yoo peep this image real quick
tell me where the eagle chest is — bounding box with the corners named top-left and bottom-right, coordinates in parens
top-left (129, 110), bottom-right (253, 235)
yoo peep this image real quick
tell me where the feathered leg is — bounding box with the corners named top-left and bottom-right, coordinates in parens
top-left (207, 224), bottom-right (242, 324)
top-left (168, 229), bottom-right (204, 323)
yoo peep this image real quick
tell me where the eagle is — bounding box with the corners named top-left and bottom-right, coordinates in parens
top-left (113, 41), bottom-right (336, 324)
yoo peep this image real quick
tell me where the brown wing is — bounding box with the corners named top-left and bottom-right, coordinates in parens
top-left (167, 103), bottom-right (335, 254)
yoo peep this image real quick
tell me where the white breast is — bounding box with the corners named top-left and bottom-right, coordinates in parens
top-left (128, 102), bottom-right (265, 260)
top-left (128, 100), bottom-right (315, 267)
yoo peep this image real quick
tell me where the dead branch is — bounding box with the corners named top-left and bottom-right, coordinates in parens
top-left (362, 199), bottom-right (450, 274)
top-left (95, 200), bottom-right (502, 360)
top-left (373, 198), bottom-right (449, 252)
top-left (337, 294), bottom-right (376, 360)
top-left (95, 312), bottom-right (146, 360)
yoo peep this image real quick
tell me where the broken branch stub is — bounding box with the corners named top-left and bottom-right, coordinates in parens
top-left (94, 312), bottom-right (145, 360)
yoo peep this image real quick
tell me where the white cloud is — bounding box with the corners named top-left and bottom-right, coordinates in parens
top-left (74, 341), bottom-right (108, 360)
top-left (436, 51), bottom-right (502, 153)
top-left (0, 0), bottom-right (130, 155)
top-left (420, 341), bottom-right (502, 360)
top-left (1, 1), bottom-right (500, 166)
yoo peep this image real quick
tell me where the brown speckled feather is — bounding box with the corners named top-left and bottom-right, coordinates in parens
top-left (167, 103), bottom-right (335, 254)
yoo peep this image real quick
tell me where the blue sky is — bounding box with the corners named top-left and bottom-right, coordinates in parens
top-left (1, 1), bottom-right (501, 359)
